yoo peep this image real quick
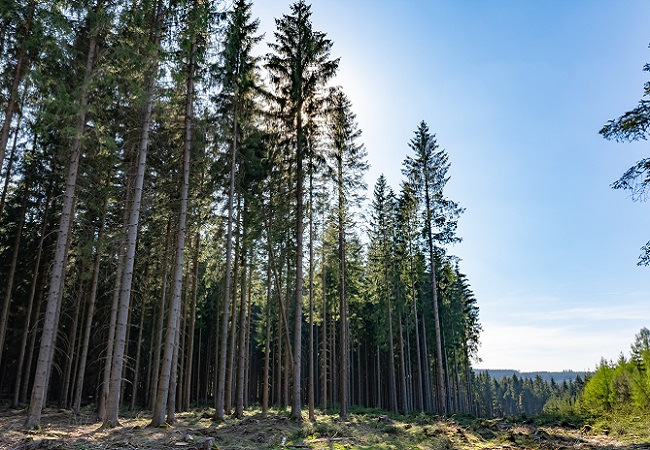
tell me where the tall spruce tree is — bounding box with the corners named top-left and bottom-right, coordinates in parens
top-left (266, 0), bottom-right (338, 419)
top-left (213, 0), bottom-right (261, 421)
top-left (403, 121), bottom-right (463, 415)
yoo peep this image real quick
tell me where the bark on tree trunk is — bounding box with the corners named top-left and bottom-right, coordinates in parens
top-left (13, 185), bottom-right (52, 407)
top-left (72, 200), bottom-right (106, 413)
top-left (150, 217), bottom-right (172, 409)
top-left (60, 273), bottom-right (84, 407)
top-left (225, 199), bottom-right (241, 415)
top-left (104, 37), bottom-right (158, 429)
top-left (262, 249), bottom-right (272, 413)
top-left (234, 234), bottom-right (248, 418)
top-left (291, 108), bottom-right (304, 420)
top-left (308, 171), bottom-right (315, 422)
top-left (320, 239), bottom-right (327, 411)
top-left (24, 16), bottom-right (98, 427)
top-left (150, 37), bottom-right (194, 426)
top-left (215, 92), bottom-right (239, 421)
top-left (386, 283), bottom-right (397, 413)
top-left (398, 311), bottom-right (408, 414)
top-left (338, 163), bottom-right (348, 418)
top-left (130, 288), bottom-right (147, 410)
top-left (424, 180), bottom-right (446, 415)
top-left (183, 230), bottom-right (200, 411)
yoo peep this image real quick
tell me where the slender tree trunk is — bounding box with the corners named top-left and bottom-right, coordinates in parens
top-left (150, 217), bottom-right (172, 408)
top-left (398, 311), bottom-right (408, 414)
top-left (276, 299), bottom-right (282, 407)
top-left (104, 34), bottom-right (159, 429)
top-left (338, 164), bottom-right (348, 418)
top-left (244, 260), bottom-right (253, 408)
top-left (24, 14), bottom-right (98, 427)
top-left (235, 231), bottom-right (248, 418)
top-left (225, 200), bottom-right (242, 414)
top-left (453, 345), bottom-right (461, 413)
top-left (0, 175), bottom-right (30, 367)
top-left (424, 181), bottom-right (446, 415)
top-left (291, 107), bottom-right (304, 420)
top-left (130, 289), bottom-right (147, 410)
top-left (375, 344), bottom-right (381, 409)
top-left (215, 87), bottom-right (240, 420)
top-left (320, 241), bottom-right (327, 411)
top-left (60, 274), bottom-right (84, 407)
top-left (405, 318), bottom-right (413, 412)
top-left (166, 324), bottom-right (180, 424)
top-left (421, 310), bottom-right (433, 412)
top-left (465, 361), bottom-right (473, 414)
top-left (308, 171), bottom-right (315, 422)
top-left (13, 186), bottom-right (51, 407)
top-left (413, 292), bottom-right (424, 412)
top-left (183, 230), bottom-right (200, 411)
top-left (262, 249), bottom-right (272, 413)
top-left (386, 283), bottom-right (397, 413)
top-left (265, 232), bottom-right (294, 367)
top-left (72, 200), bottom-right (106, 413)
top-left (150, 37), bottom-right (194, 426)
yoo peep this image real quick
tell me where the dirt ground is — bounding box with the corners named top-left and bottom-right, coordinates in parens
top-left (0, 407), bottom-right (648, 450)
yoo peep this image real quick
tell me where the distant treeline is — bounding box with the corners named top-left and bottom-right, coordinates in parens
top-left (478, 370), bottom-right (590, 384)
top-left (472, 371), bottom-right (585, 417)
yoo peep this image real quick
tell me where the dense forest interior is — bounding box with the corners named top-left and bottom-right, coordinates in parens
top-left (0, 0), bottom-right (483, 428)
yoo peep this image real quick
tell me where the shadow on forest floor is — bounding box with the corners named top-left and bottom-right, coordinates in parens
top-left (1, 407), bottom-right (649, 450)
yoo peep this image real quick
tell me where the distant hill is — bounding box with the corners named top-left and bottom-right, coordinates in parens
top-left (477, 369), bottom-right (590, 383)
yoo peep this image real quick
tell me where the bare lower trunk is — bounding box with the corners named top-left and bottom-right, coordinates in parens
top-left (130, 290), bottom-right (147, 410)
top-left (338, 176), bottom-right (348, 418)
top-left (421, 310), bottom-right (433, 412)
top-left (60, 274), bottom-right (84, 407)
top-left (386, 287), bottom-right (397, 413)
top-left (234, 238), bottom-right (247, 418)
top-left (398, 312), bottom-right (408, 413)
top-left (308, 173), bottom-right (315, 422)
top-left (150, 38), bottom-right (193, 426)
top-left (183, 231), bottom-right (200, 411)
top-left (150, 218), bottom-right (172, 408)
top-left (225, 201), bottom-right (242, 414)
top-left (24, 22), bottom-right (98, 428)
top-left (13, 187), bottom-right (51, 407)
top-left (424, 183), bottom-right (446, 415)
top-left (320, 242), bottom-right (327, 411)
top-left (72, 200), bottom-right (106, 413)
top-left (166, 325), bottom-right (180, 424)
top-left (413, 293), bottom-right (424, 412)
top-left (98, 238), bottom-right (124, 421)
top-left (215, 105), bottom-right (238, 421)
top-left (262, 248), bottom-right (271, 413)
top-left (104, 41), bottom-right (158, 429)
top-left (291, 108), bottom-right (304, 420)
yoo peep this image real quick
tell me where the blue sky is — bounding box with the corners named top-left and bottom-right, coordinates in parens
top-left (252, 1), bottom-right (650, 371)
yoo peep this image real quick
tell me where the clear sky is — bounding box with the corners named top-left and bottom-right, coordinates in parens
top-left (251, 0), bottom-right (650, 372)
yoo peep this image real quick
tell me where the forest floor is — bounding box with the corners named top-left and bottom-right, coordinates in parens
top-left (0, 406), bottom-right (648, 450)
